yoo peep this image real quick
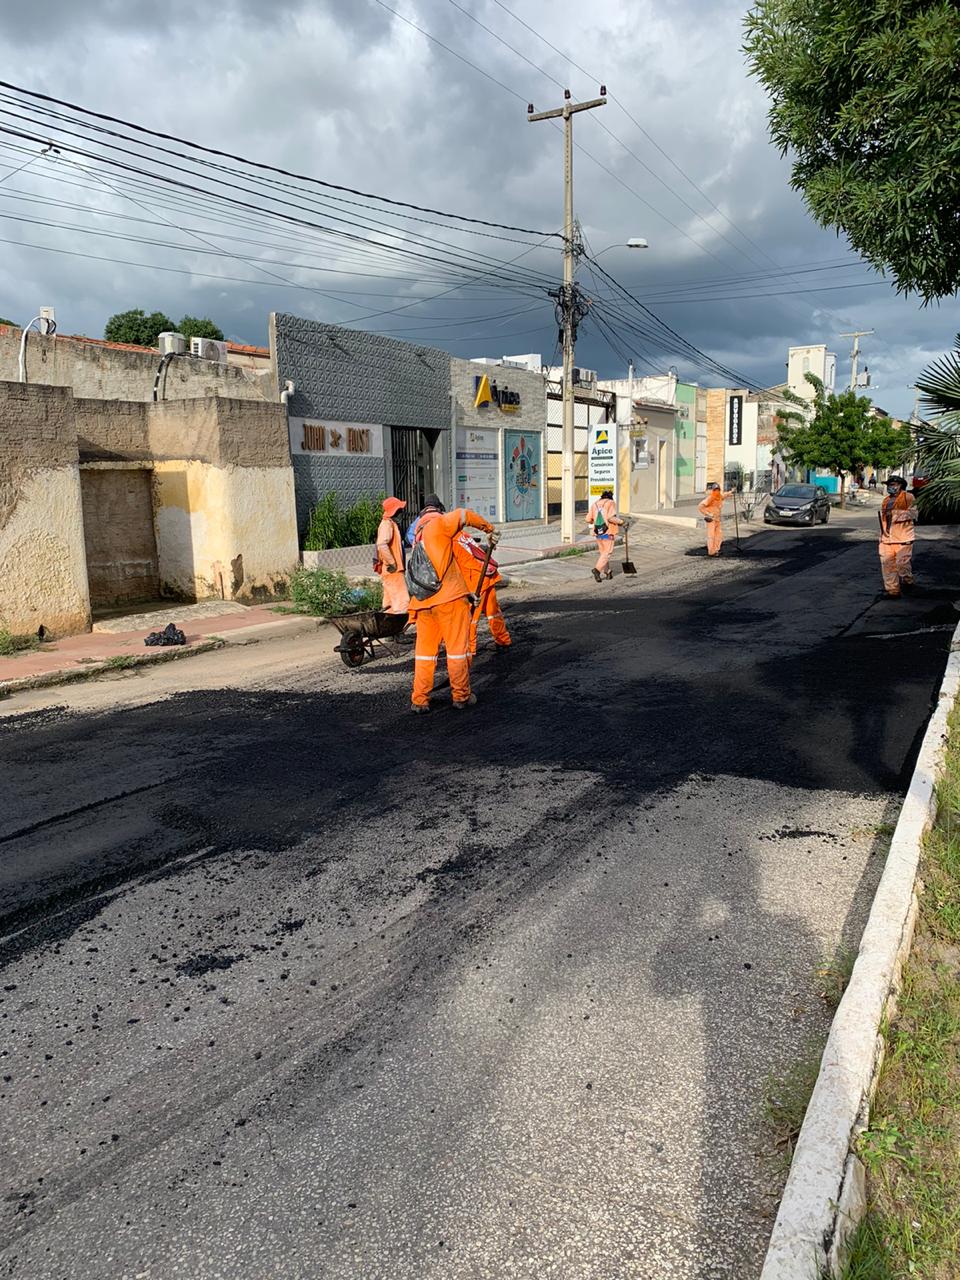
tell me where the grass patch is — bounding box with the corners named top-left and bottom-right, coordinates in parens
top-left (817, 944), bottom-right (858, 1011)
top-left (838, 705), bottom-right (960, 1278)
top-left (763, 1042), bottom-right (824, 1163)
top-left (0, 629), bottom-right (40, 657)
top-left (288, 568), bottom-right (382, 618)
top-left (556, 546), bottom-right (589, 558)
top-left (102, 655), bottom-right (138, 670)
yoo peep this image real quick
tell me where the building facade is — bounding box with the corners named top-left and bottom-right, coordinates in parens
top-left (271, 315), bottom-right (549, 542)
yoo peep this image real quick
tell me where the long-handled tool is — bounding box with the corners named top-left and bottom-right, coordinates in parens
top-left (469, 533), bottom-right (499, 643)
top-left (621, 519), bottom-right (637, 575)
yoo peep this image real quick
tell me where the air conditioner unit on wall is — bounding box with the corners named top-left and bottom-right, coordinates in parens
top-left (573, 367), bottom-right (597, 386)
top-left (159, 331), bottom-right (186, 356)
top-left (190, 337), bottom-right (228, 363)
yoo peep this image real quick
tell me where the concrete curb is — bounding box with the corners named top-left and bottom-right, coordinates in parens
top-left (760, 618), bottom-right (960, 1279)
top-left (0, 638), bottom-right (226, 696)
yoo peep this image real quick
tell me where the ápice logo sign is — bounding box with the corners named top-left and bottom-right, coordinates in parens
top-left (474, 373), bottom-right (521, 414)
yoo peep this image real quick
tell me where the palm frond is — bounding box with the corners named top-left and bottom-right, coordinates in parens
top-left (916, 341), bottom-right (960, 417)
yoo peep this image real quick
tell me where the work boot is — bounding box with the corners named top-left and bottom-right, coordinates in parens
top-left (603, 570), bottom-right (613, 580)
top-left (592, 568), bottom-right (602, 583)
top-left (452, 693), bottom-right (477, 710)
top-left (410, 703), bottom-right (431, 715)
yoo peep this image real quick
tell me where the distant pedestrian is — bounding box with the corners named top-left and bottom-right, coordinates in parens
top-left (878, 475), bottom-right (917, 598)
top-left (868, 473), bottom-right (878, 490)
top-left (586, 489), bottom-right (623, 582)
top-left (698, 482), bottom-right (734, 557)
top-left (375, 497), bottom-right (410, 614)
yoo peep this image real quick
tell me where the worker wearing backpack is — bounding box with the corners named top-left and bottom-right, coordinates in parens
top-left (585, 489), bottom-right (623, 582)
top-left (406, 505), bottom-right (497, 713)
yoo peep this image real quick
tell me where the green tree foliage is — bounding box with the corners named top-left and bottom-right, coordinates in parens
top-left (907, 332), bottom-right (960, 514)
top-left (778, 374), bottom-right (910, 503)
top-left (743, 1), bottom-right (960, 300)
top-left (103, 309), bottom-right (175, 347)
top-left (178, 315), bottom-right (225, 341)
top-left (0, 317), bottom-right (16, 327)
top-left (103, 310), bottom-right (224, 346)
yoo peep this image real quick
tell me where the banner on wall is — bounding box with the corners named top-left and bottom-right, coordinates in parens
top-left (455, 427), bottom-right (499, 519)
top-left (504, 430), bottom-right (541, 522)
top-left (588, 424), bottom-right (619, 501)
top-left (728, 395), bottom-right (743, 447)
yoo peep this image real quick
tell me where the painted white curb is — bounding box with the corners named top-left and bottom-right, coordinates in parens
top-left (761, 618), bottom-right (960, 1279)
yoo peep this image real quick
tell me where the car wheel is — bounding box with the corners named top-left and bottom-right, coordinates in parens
top-left (822, 508), bottom-right (830, 524)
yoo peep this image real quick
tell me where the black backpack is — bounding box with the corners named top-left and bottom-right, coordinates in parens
top-left (405, 540), bottom-right (453, 601)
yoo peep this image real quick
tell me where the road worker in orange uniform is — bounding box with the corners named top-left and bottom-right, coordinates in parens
top-left (453, 531), bottom-right (511, 654)
top-left (585, 489), bottom-right (623, 582)
top-left (407, 501), bottom-right (497, 713)
top-left (878, 475), bottom-right (917, 597)
top-left (375, 496), bottom-right (410, 614)
top-left (698, 481), bottom-right (734, 556)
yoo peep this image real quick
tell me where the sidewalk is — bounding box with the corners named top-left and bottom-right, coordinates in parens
top-left (0, 602), bottom-right (322, 693)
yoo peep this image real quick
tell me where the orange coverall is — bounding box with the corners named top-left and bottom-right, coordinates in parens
top-left (697, 489), bottom-right (734, 556)
top-left (375, 516), bottom-right (410, 614)
top-left (879, 491), bottom-right (917, 596)
top-left (586, 497), bottom-right (622, 574)
top-left (408, 508), bottom-right (494, 707)
top-left (453, 533), bottom-right (511, 654)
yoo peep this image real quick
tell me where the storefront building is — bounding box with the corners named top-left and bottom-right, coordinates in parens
top-left (271, 315), bottom-right (548, 542)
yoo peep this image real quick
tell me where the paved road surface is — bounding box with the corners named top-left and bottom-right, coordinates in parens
top-left (1, 518), bottom-right (957, 1279)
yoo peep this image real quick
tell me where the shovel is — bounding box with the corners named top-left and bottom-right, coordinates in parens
top-left (621, 520), bottom-right (637, 576)
top-left (470, 533), bottom-right (500, 632)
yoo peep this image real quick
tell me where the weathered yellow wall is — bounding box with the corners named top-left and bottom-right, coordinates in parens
top-left (153, 461), bottom-right (298, 602)
top-left (0, 467), bottom-right (90, 635)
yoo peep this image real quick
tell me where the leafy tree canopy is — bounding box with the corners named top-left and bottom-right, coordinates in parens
top-left (778, 374), bottom-right (910, 499)
top-left (744, 0), bottom-right (960, 300)
top-left (0, 317), bottom-right (16, 327)
top-left (177, 315), bottom-right (225, 342)
top-left (104, 309), bottom-right (175, 347)
top-left (103, 310), bottom-right (224, 346)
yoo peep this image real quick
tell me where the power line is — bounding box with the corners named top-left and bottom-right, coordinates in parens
top-left (0, 79), bottom-right (559, 239)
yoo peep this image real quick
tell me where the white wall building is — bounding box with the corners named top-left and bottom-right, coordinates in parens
top-left (787, 344), bottom-right (837, 399)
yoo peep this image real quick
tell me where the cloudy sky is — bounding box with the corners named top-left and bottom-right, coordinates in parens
top-left (0, 0), bottom-right (957, 418)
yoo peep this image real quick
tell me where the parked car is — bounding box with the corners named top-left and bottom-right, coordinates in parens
top-left (763, 483), bottom-right (831, 526)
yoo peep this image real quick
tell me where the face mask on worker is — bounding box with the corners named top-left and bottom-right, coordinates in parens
top-left (886, 484), bottom-right (902, 496)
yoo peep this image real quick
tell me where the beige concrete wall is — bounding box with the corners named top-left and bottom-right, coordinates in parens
top-left (153, 461), bottom-right (298, 602)
top-left (0, 382), bottom-right (90, 635)
top-left (705, 389), bottom-right (727, 485)
top-left (0, 328), bottom-right (274, 403)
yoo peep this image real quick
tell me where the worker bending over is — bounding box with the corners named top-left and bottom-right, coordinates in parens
top-left (586, 489), bottom-right (623, 582)
top-left (698, 482), bottom-right (734, 557)
top-left (878, 475), bottom-right (917, 597)
top-left (407, 503), bottom-right (497, 713)
top-left (375, 496), bottom-right (410, 614)
top-left (453, 531), bottom-right (511, 654)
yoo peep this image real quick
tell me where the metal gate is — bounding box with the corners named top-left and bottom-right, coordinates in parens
top-left (390, 427), bottom-right (439, 521)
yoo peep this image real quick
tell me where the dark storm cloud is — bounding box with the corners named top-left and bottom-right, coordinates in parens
top-left (0, 0), bottom-right (956, 416)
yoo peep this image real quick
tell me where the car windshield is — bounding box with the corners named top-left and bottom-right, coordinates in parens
top-left (775, 485), bottom-right (816, 498)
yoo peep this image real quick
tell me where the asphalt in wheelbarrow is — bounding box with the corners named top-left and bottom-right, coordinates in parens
top-left (331, 610), bottom-right (409, 639)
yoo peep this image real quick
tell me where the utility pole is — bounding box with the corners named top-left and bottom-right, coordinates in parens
top-left (529, 89), bottom-right (606, 541)
top-left (839, 330), bottom-right (874, 391)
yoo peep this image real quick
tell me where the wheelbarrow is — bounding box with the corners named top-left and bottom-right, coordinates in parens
top-left (331, 610), bottom-right (411, 668)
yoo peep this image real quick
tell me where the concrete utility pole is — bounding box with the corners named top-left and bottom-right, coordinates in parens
top-left (839, 330), bottom-right (874, 391)
top-left (528, 90), bottom-right (606, 541)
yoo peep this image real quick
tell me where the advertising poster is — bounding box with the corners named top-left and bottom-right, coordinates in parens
top-left (455, 427), bottom-right (499, 520)
top-left (504, 430), bottom-right (541, 522)
top-left (588, 424), bottom-right (619, 500)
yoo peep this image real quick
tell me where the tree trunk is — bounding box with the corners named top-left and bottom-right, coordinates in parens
top-left (839, 472), bottom-right (846, 509)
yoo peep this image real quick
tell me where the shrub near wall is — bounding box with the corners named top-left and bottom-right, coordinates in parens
top-left (304, 493), bottom-right (384, 550)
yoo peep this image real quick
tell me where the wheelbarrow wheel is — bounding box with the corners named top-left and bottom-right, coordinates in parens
top-left (339, 633), bottom-right (366, 668)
